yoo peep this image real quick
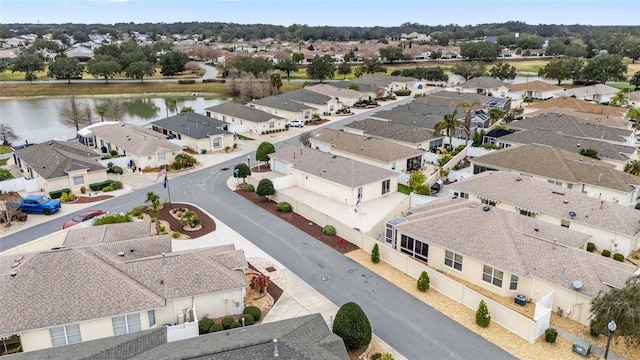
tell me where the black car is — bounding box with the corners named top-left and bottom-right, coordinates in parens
top-left (430, 182), bottom-right (442, 194)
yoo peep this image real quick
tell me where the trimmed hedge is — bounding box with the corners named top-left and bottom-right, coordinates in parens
top-left (613, 253), bottom-right (625, 262)
top-left (209, 323), bottom-right (224, 332)
top-left (230, 321), bottom-right (242, 329)
top-left (49, 188), bottom-right (71, 199)
top-left (545, 328), bottom-right (558, 343)
top-left (90, 180), bottom-right (114, 191)
top-left (178, 79), bottom-right (196, 84)
top-left (586, 242), bottom-right (596, 252)
top-left (276, 202), bottom-right (292, 213)
top-left (198, 318), bottom-right (213, 334)
top-left (243, 306), bottom-right (262, 321)
top-left (602, 249), bottom-right (611, 257)
top-left (238, 314), bottom-right (255, 326)
top-left (221, 316), bottom-right (234, 329)
top-left (243, 184), bottom-right (255, 192)
top-left (332, 302), bottom-right (372, 351)
top-left (323, 225), bottom-right (337, 236)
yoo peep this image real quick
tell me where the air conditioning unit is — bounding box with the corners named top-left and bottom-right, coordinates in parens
top-left (557, 307), bottom-right (564, 316)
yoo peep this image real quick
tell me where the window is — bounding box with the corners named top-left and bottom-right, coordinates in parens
top-left (222, 115), bottom-right (226, 122)
top-left (269, 122), bottom-right (275, 129)
top-left (429, 138), bottom-right (443, 149)
top-left (381, 179), bottom-right (390, 194)
top-left (157, 153), bottom-right (166, 162)
top-left (50, 324), bottom-right (81, 346)
top-left (561, 219), bottom-right (570, 228)
top-left (547, 180), bottom-right (562, 186)
top-left (481, 199), bottom-right (496, 206)
top-left (112, 314), bottom-right (141, 335)
top-left (482, 265), bottom-right (503, 288)
top-left (73, 176), bottom-right (84, 186)
top-left (400, 234), bottom-right (429, 263)
top-left (510, 275), bottom-right (519, 291)
top-left (148, 310), bottom-right (156, 327)
top-left (459, 192), bottom-right (469, 199)
top-left (212, 137), bottom-right (221, 148)
top-left (567, 183), bottom-right (573, 189)
top-left (444, 250), bottom-right (463, 271)
top-left (519, 209), bottom-right (536, 217)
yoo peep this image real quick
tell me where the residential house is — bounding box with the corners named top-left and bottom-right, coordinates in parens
top-left (482, 128), bottom-right (516, 146)
top-left (343, 118), bottom-right (444, 151)
top-left (204, 102), bottom-right (287, 135)
top-left (249, 88), bottom-right (336, 121)
top-left (0, 237), bottom-right (248, 353)
top-left (309, 129), bottom-right (424, 172)
top-left (11, 314), bottom-right (349, 360)
top-left (448, 171), bottom-right (640, 257)
top-left (304, 83), bottom-right (368, 108)
top-left (391, 197), bottom-right (638, 326)
top-left (150, 112), bottom-right (235, 153)
top-left (561, 84), bottom-right (620, 104)
top-left (453, 76), bottom-right (509, 97)
top-left (270, 145), bottom-right (398, 206)
top-left (13, 140), bottom-right (108, 196)
top-left (415, 90), bottom-right (512, 111)
top-left (65, 46), bottom-right (94, 62)
top-left (505, 81), bottom-right (564, 100)
top-left (523, 106), bottom-right (630, 129)
top-left (471, 144), bottom-right (640, 206)
top-left (77, 122), bottom-right (182, 170)
top-left (627, 90), bottom-right (640, 108)
top-left (332, 74), bottom-right (418, 99)
top-left (526, 97), bottom-right (629, 129)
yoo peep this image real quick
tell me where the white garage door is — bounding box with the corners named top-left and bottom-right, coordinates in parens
top-left (274, 159), bottom-right (288, 174)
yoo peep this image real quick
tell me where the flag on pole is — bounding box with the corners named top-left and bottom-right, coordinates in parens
top-left (163, 175), bottom-right (168, 189)
top-left (356, 195), bottom-right (361, 206)
top-left (156, 166), bottom-right (167, 181)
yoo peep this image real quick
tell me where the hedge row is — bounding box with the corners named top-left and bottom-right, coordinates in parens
top-left (90, 180), bottom-right (115, 191)
top-left (49, 188), bottom-right (71, 199)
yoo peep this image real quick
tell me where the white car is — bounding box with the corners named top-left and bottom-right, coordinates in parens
top-left (288, 119), bottom-right (305, 128)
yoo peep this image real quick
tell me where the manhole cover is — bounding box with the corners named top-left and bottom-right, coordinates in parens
top-left (265, 266), bottom-right (277, 272)
top-left (321, 276), bottom-right (328, 281)
top-left (347, 269), bottom-right (355, 273)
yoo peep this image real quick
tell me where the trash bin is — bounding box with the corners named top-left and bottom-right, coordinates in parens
top-left (572, 338), bottom-right (591, 358)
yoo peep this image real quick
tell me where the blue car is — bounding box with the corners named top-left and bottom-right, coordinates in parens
top-left (20, 195), bottom-right (61, 215)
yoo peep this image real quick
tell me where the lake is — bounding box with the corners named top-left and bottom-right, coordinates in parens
top-left (0, 95), bottom-right (230, 146)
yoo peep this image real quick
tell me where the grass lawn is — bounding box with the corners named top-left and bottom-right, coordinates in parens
top-left (397, 184), bottom-right (411, 195)
top-left (0, 145), bottom-right (11, 166)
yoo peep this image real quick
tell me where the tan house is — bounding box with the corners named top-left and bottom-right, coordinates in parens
top-left (526, 97), bottom-right (628, 129)
top-left (304, 83), bottom-right (367, 108)
top-left (343, 118), bottom-right (444, 151)
top-left (560, 84), bottom-right (620, 104)
top-left (453, 76), bottom-right (509, 97)
top-left (77, 122), bottom-right (182, 170)
top-left (309, 129), bottom-right (423, 172)
top-left (270, 145), bottom-right (398, 206)
top-left (249, 88), bottom-right (337, 121)
top-left (0, 235), bottom-right (248, 353)
top-left (448, 171), bottom-right (640, 257)
top-left (332, 74), bottom-right (418, 99)
top-left (392, 197), bottom-right (638, 326)
top-left (204, 101), bottom-right (287, 135)
top-left (13, 140), bottom-right (108, 196)
top-left (150, 112), bottom-right (235, 153)
top-left (471, 144), bottom-right (640, 207)
top-left (505, 80), bottom-right (564, 100)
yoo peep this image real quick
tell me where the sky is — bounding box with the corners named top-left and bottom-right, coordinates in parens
top-left (1, 0), bottom-right (639, 27)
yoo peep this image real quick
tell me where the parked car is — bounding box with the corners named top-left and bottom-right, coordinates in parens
top-left (288, 119), bottom-right (305, 128)
top-left (430, 182), bottom-right (442, 195)
top-left (20, 195), bottom-right (61, 215)
top-left (62, 209), bottom-right (107, 229)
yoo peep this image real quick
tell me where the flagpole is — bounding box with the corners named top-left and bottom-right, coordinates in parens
top-left (164, 174), bottom-right (172, 208)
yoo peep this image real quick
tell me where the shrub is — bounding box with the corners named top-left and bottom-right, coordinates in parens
top-left (602, 249), bottom-right (611, 257)
top-left (209, 323), bottom-right (224, 332)
top-left (371, 243), bottom-right (380, 264)
top-left (172, 231), bottom-right (181, 239)
top-left (379, 354), bottom-right (395, 360)
top-left (178, 79), bottom-right (196, 84)
top-left (276, 202), bottom-right (292, 213)
top-left (159, 225), bottom-right (166, 232)
top-left (238, 313), bottom-right (254, 326)
top-left (256, 178), bottom-right (275, 198)
top-left (243, 306), bottom-right (262, 321)
top-left (333, 302), bottom-right (372, 351)
top-left (49, 188), bottom-right (71, 199)
top-left (102, 186), bottom-right (114, 192)
top-left (250, 274), bottom-right (270, 293)
top-left (544, 328), bottom-right (558, 343)
top-left (172, 160), bottom-right (184, 170)
top-left (242, 184), bottom-right (255, 192)
top-left (230, 321), bottom-right (242, 329)
top-left (323, 225), bottom-right (337, 236)
top-left (371, 354), bottom-right (382, 360)
top-left (394, 89), bottom-right (411, 96)
top-left (110, 181), bottom-right (123, 190)
top-left (108, 165), bottom-right (123, 174)
top-left (201, 149), bottom-right (207, 154)
top-left (224, 146), bottom-right (231, 153)
top-left (221, 317), bottom-right (234, 329)
top-left (198, 318), bottom-right (213, 334)
top-left (590, 319), bottom-right (602, 337)
top-left (80, 186), bottom-right (86, 194)
top-left (417, 271), bottom-right (430, 292)
top-left (587, 242), bottom-right (596, 252)
top-left (109, 150), bottom-right (118, 156)
top-left (130, 207), bottom-right (143, 217)
top-left (93, 213), bottom-right (132, 225)
top-left (90, 180), bottom-right (113, 191)
top-left (475, 300), bottom-right (491, 328)
top-left (613, 253), bottom-right (625, 262)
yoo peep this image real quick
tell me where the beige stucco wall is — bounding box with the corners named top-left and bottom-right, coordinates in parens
top-left (517, 277), bottom-right (593, 325)
top-left (248, 105), bottom-right (309, 122)
top-left (137, 150), bottom-right (180, 171)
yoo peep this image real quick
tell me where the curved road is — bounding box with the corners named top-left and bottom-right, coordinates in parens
top-left (1, 98), bottom-right (515, 359)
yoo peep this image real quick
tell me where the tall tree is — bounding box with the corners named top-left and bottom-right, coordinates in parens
top-left (159, 50), bottom-right (189, 77)
top-left (124, 61), bottom-right (156, 82)
top-left (239, 56), bottom-right (273, 77)
top-left (60, 93), bottom-right (92, 131)
top-left (0, 124), bottom-right (19, 145)
top-left (627, 108), bottom-right (640, 124)
top-left (452, 61), bottom-right (486, 81)
top-left (460, 41), bottom-right (501, 60)
top-left (434, 109), bottom-right (461, 147)
top-left (270, 72), bottom-right (282, 95)
top-left (489, 62), bottom-right (517, 81)
top-left (363, 58), bottom-right (387, 74)
top-left (629, 71), bottom-right (640, 90)
top-left (538, 57), bottom-right (584, 85)
top-left (86, 55), bottom-right (121, 83)
top-left (378, 46), bottom-right (408, 63)
top-left (145, 191), bottom-right (162, 235)
top-left (11, 52), bottom-right (45, 82)
top-left (581, 54), bottom-right (627, 84)
top-left (292, 52), bottom-right (305, 64)
top-left (306, 55), bottom-right (335, 83)
top-left (337, 62), bottom-right (352, 79)
top-left (47, 56), bottom-right (84, 84)
top-left (624, 159), bottom-right (640, 176)
top-left (590, 274), bottom-right (640, 343)
top-left (457, 101), bottom-right (480, 145)
top-left (609, 90), bottom-right (629, 107)
top-left (274, 58), bottom-right (298, 79)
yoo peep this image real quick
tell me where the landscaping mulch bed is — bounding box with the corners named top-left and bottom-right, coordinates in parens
top-left (152, 203), bottom-right (216, 238)
top-left (248, 263), bottom-right (283, 303)
top-left (234, 189), bottom-right (359, 255)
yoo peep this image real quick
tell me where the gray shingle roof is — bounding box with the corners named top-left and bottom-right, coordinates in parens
top-left (449, 171), bottom-right (640, 236)
top-left (204, 101), bottom-right (285, 122)
top-left (63, 220), bottom-right (153, 247)
top-left (372, 102), bottom-right (454, 129)
top-left (459, 76), bottom-right (506, 89)
top-left (472, 144), bottom-right (640, 192)
top-left (271, 145), bottom-right (396, 188)
top-left (344, 118), bottom-right (441, 144)
top-left (251, 88), bottom-right (331, 111)
top-left (413, 91), bottom-right (492, 108)
top-left (313, 129), bottom-right (424, 162)
top-left (87, 123), bottom-right (182, 155)
top-left (510, 113), bottom-right (632, 143)
top-left (151, 112), bottom-right (232, 139)
top-left (401, 198), bottom-right (636, 298)
top-left (14, 140), bottom-right (106, 180)
top-left (561, 84), bottom-right (619, 97)
top-left (305, 83), bottom-right (367, 99)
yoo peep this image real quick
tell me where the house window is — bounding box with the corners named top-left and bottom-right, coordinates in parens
top-left (567, 183), bottom-right (573, 189)
top-left (329, 105), bottom-right (334, 112)
top-left (400, 234), bottom-right (429, 263)
top-left (519, 209), bottom-right (536, 217)
top-left (381, 179), bottom-right (390, 194)
top-left (112, 314), bottom-right (142, 335)
top-left (73, 176), bottom-right (84, 186)
top-left (459, 192), bottom-right (469, 199)
top-left (269, 122), bottom-right (275, 129)
top-left (482, 265), bottom-right (504, 288)
top-left (547, 180), bottom-right (562, 186)
top-left (50, 324), bottom-right (82, 346)
top-left (157, 153), bottom-right (166, 162)
top-left (444, 250), bottom-right (463, 271)
top-left (212, 138), bottom-right (221, 148)
top-left (429, 138), bottom-right (443, 149)
top-left (561, 219), bottom-right (570, 228)
top-left (481, 199), bottom-right (496, 206)
top-left (148, 310), bottom-right (156, 327)
top-left (510, 275), bottom-right (519, 291)
top-left (222, 115), bottom-right (226, 122)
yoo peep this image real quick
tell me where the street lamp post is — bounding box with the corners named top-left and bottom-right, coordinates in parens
top-left (604, 320), bottom-right (616, 359)
top-left (247, 155), bottom-right (251, 167)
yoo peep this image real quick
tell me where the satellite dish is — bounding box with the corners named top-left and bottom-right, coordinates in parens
top-left (572, 280), bottom-right (583, 290)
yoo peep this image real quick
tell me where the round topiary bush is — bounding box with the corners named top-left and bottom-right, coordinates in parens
top-left (602, 250), bottom-right (611, 257)
top-left (544, 328), bottom-right (558, 343)
top-left (209, 323), bottom-right (224, 332)
top-left (238, 314), bottom-right (254, 326)
top-left (243, 306), bottom-right (262, 322)
top-left (586, 242), bottom-right (596, 252)
top-left (332, 302), bottom-right (372, 351)
top-left (613, 253), bottom-right (625, 262)
top-left (110, 181), bottom-right (123, 190)
top-left (243, 184), bottom-right (255, 192)
top-left (221, 316), bottom-right (234, 329)
top-left (276, 202), bottom-right (292, 213)
top-left (323, 225), bottom-right (337, 236)
top-left (172, 231), bottom-right (181, 239)
top-left (230, 321), bottom-right (242, 329)
top-left (198, 318), bottom-right (213, 334)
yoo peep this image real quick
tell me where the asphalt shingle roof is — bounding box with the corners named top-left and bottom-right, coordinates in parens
top-left (459, 76), bottom-right (506, 89)
top-left (14, 140), bottom-right (106, 180)
top-left (372, 102), bottom-right (454, 129)
top-left (343, 118), bottom-right (441, 144)
top-left (87, 122), bottom-right (182, 155)
top-left (313, 129), bottom-right (424, 162)
top-left (305, 83), bottom-right (367, 99)
top-left (528, 97), bottom-right (626, 117)
top-left (510, 113), bottom-right (632, 143)
top-left (63, 220), bottom-right (153, 247)
top-left (506, 80), bottom-right (564, 92)
top-left (204, 101), bottom-right (285, 123)
top-left (561, 84), bottom-right (619, 97)
top-left (251, 88), bottom-right (332, 111)
top-left (151, 112), bottom-right (232, 139)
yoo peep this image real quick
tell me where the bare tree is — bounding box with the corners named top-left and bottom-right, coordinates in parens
top-left (1, 199), bottom-right (21, 227)
top-left (105, 98), bottom-right (126, 121)
top-left (60, 93), bottom-right (93, 131)
top-left (298, 131), bottom-right (312, 146)
top-left (225, 73), bottom-right (241, 97)
top-left (0, 124), bottom-right (20, 145)
top-left (184, 61), bottom-right (200, 76)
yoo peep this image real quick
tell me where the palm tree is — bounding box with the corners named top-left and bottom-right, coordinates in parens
top-left (488, 108), bottom-right (505, 125)
top-left (145, 191), bottom-right (162, 234)
top-left (624, 160), bottom-right (640, 176)
top-left (610, 90), bottom-right (629, 107)
top-left (456, 100), bottom-right (480, 146)
top-left (434, 109), bottom-right (461, 147)
top-left (270, 73), bottom-right (282, 95)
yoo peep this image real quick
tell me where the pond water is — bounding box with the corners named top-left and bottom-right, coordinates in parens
top-left (0, 95), bottom-right (231, 146)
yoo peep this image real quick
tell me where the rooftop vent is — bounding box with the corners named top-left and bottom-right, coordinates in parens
top-left (10, 271), bottom-right (17, 277)
top-left (572, 280), bottom-right (583, 290)
top-left (483, 205), bottom-right (490, 211)
top-left (515, 176), bottom-right (522, 181)
top-left (118, 251), bottom-right (125, 257)
top-left (563, 200), bottom-right (569, 204)
top-left (569, 211), bottom-right (576, 219)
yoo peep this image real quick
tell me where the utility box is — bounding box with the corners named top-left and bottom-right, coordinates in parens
top-left (572, 338), bottom-right (591, 358)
